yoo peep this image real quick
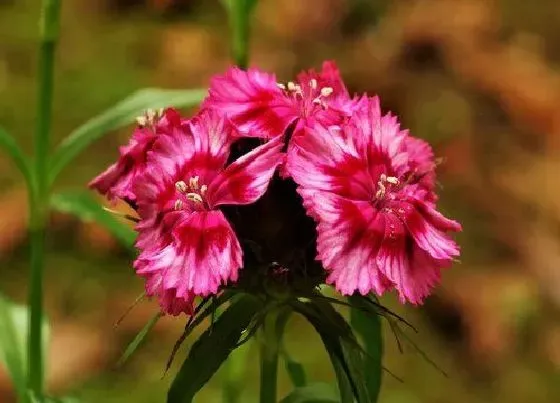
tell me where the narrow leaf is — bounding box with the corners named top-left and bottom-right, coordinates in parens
top-left (222, 338), bottom-right (251, 403)
top-left (0, 125), bottom-right (33, 188)
top-left (167, 295), bottom-right (261, 403)
top-left (0, 295), bottom-right (50, 401)
top-left (293, 299), bottom-right (371, 403)
top-left (50, 191), bottom-right (136, 248)
top-left (280, 383), bottom-right (340, 403)
top-left (49, 88), bottom-right (206, 183)
top-left (349, 295), bottom-right (383, 402)
top-left (117, 312), bottom-right (162, 366)
top-left (284, 356), bottom-right (307, 388)
top-left (0, 296), bottom-right (26, 399)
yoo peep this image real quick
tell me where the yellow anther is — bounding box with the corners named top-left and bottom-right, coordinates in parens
top-left (189, 176), bottom-right (200, 191)
top-left (135, 115), bottom-right (148, 127)
top-left (175, 181), bottom-right (188, 193)
top-left (386, 176), bottom-right (399, 185)
top-left (186, 193), bottom-right (203, 204)
top-left (320, 87), bottom-right (334, 97)
top-left (287, 81), bottom-right (297, 92)
top-left (174, 199), bottom-right (183, 210)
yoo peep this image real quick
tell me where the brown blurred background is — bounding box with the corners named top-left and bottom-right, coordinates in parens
top-left (1, 0), bottom-right (559, 401)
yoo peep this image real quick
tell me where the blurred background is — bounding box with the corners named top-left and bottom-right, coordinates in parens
top-left (1, 0), bottom-right (559, 401)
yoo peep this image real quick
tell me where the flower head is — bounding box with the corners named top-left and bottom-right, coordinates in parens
top-left (202, 61), bottom-right (358, 140)
top-left (133, 110), bottom-right (283, 305)
top-left (89, 108), bottom-right (184, 204)
top-left (288, 97), bottom-right (461, 304)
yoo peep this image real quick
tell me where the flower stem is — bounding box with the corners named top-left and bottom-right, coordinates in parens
top-left (27, 0), bottom-right (61, 398)
top-left (258, 308), bottom-right (290, 403)
top-left (259, 313), bottom-right (279, 403)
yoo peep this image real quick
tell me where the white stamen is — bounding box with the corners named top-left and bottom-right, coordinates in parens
top-left (175, 181), bottom-right (188, 193)
top-left (320, 87), bottom-right (333, 97)
top-left (157, 108), bottom-right (164, 117)
top-left (312, 98), bottom-right (322, 105)
top-left (287, 81), bottom-right (297, 92)
top-left (186, 193), bottom-right (203, 204)
top-left (174, 199), bottom-right (183, 210)
top-left (135, 115), bottom-right (148, 127)
top-left (277, 83), bottom-right (286, 90)
top-left (309, 78), bottom-right (318, 90)
top-left (200, 185), bottom-right (208, 195)
top-left (386, 176), bottom-right (399, 185)
top-left (146, 109), bottom-right (156, 121)
top-left (189, 176), bottom-right (200, 191)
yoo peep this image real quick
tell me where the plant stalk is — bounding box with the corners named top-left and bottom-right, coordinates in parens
top-left (259, 307), bottom-right (291, 403)
top-left (259, 314), bottom-right (279, 403)
top-left (27, 0), bottom-right (61, 398)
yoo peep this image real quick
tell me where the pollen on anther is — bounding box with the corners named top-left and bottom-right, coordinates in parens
top-left (200, 185), bottom-right (208, 195)
top-left (310, 79), bottom-right (318, 90)
top-left (287, 81), bottom-right (297, 92)
top-left (320, 87), bottom-right (333, 97)
top-left (277, 83), bottom-right (286, 90)
top-left (186, 193), bottom-right (203, 204)
top-left (136, 115), bottom-right (148, 127)
top-left (386, 176), bottom-right (399, 185)
top-left (174, 199), bottom-right (183, 210)
top-left (189, 176), bottom-right (200, 191)
top-left (175, 181), bottom-right (187, 193)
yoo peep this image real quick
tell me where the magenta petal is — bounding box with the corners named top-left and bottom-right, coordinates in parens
top-left (202, 66), bottom-right (297, 138)
top-left (208, 136), bottom-right (284, 207)
top-left (313, 195), bottom-right (391, 296)
top-left (135, 210), bottom-right (242, 297)
top-left (144, 272), bottom-right (194, 316)
top-left (89, 126), bottom-right (158, 202)
top-left (288, 122), bottom-right (373, 201)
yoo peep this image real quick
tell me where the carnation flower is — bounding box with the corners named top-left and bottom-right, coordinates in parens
top-left (89, 108), bottom-right (184, 204)
top-left (288, 97), bottom-right (461, 304)
top-left (131, 110), bottom-right (284, 310)
top-left (202, 61), bottom-right (361, 147)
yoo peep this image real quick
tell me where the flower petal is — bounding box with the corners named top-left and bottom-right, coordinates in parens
top-left (376, 214), bottom-right (451, 304)
top-left (202, 66), bottom-right (297, 138)
top-left (144, 272), bottom-right (194, 316)
top-left (208, 136), bottom-right (284, 207)
top-left (288, 121), bottom-right (374, 201)
top-left (312, 194), bottom-right (391, 296)
top-left (135, 210), bottom-right (242, 297)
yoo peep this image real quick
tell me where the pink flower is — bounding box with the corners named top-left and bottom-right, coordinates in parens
top-left (288, 97), bottom-right (461, 304)
top-left (89, 108), bottom-right (185, 203)
top-left (133, 110), bottom-right (284, 306)
top-left (202, 61), bottom-right (358, 140)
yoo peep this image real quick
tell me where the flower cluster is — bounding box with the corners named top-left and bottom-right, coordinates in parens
top-left (90, 61), bottom-right (461, 315)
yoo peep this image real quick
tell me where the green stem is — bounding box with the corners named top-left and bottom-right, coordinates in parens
top-left (259, 308), bottom-right (290, 403)
top-left (27, 0), bottom-right (61, 398)
top-left (259, 319), bottom-right (279, 403)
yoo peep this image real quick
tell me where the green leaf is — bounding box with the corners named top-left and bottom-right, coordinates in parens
top-left (280, 383), bottom-right (340, 403)
top-left (284, 355), bottom-right (307, 388)
top-left (117, 312), bottom-right (162, 366)
top-left (0, 295), bottom-right (50, 401)
top-left (220, 0), bottom-right (258, 68)
top-left (167, 295), bottom-right (261, 403)
top-left (49, 88), bottom-right (206, 183)
top-left (50, 191), bottom-right (136, 249)
top-left (293, 299), bottom-right (371, 403)
top-left (349, 295), bottom-right (383, 402)
top-left (0, 125), bottom-right (33, 188)
top-left (222, 337), bottom-right (251, 403)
